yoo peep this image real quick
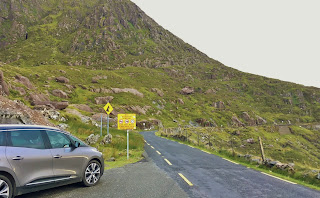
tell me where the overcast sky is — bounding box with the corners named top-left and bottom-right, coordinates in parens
top-left (131, 0), bottom-right (320, 88)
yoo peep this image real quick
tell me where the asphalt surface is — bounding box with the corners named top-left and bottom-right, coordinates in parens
top-left (141, 131), bottom-right (320, 198)
top-left (17, 154), bottom-right (187, 198)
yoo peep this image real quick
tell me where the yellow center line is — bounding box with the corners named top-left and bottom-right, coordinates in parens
top-left (156, 150), bottom-right (161, 155)
top-left (164, 158), bottom-right (172, 165)
top-left (150, 146), bottom-right (155, 149)
top-left (178, 173), bottom-right (194, 186)
top-left (261, 172), bottom-right (297, 184)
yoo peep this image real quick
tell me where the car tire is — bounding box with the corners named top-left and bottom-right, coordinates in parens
top-left (0, 175), bottom-right (13, 198)
top-left (82, 160), bottom-right (102, 187)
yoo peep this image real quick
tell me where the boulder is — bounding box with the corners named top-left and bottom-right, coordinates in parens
top-left (177, 98), bottom-right (184, 105)
top-left (65, 84), bottom-right (76, 90)
top-left (256, 116), bottom-right (267, 125)
top-left (92, 77), bottom-right (99, 83)
top-left (127, 106), bottom-right (147, 115)
top-left (101, 134), bottom-right (112, 144)
top-left (55, 77), bottom-right (69, 83)
top-left (246, 138), bottom-right (255, 144)
top-left (15, 75), bottom-right (34, 89)
top-left (111, 88), bottom-right (144, 98)
top-left (78, 84), bottom-right (87, 90)
top-left (51, 101), bottom-right (69, 110)
top-left (86, 134), bottom-right (100, 145)
top-left (95, 96), bottom-right (114, 104)
top-left (242, 112), bottom-right (256, 126)
top-left (73, 104), bottom-right (93, 112)
top-left (0, 71), bottom-right (9, 96)
top-left (181, 87), bottom-right (194, 95)
top-left (28, 94), bottom-right (50, 106)
top-left (213, 101), bottom-right (225, 109)
top-left (151, 88), bottom-right (164, 97)
top-left (52, 89), bottom-right (68, 99)
top-left (232, 116), bottom-right (245, 127)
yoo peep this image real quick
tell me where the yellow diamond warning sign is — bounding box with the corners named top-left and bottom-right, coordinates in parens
top-left (118, 114), bottom-right (136, 130)
top-left (103, 103), bottom-right (113, 115)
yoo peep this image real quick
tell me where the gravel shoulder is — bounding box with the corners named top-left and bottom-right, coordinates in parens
top-left (18, 153), bottom-right (188, 198)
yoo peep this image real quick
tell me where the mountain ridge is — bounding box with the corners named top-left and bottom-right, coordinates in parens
top-left (0, 0), bottom-right (319, 128)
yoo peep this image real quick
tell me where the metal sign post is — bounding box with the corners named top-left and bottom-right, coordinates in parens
top-left (103, 102), bottom-right (113, 136)
top-left (127, 130), bottom-right (129, 160)
top-left (107, 114), bottom-right (109, 135)
top-left (100, 114), bottom-right (102, 137)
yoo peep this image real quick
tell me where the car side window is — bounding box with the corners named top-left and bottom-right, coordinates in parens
top-left (0, 132), bottom-right (6, 146)
top-left (10, 130), bottom-right (45, 149)
top-left (68, 134), bottom-right (86, 147)
top-left (46, 131), bottom-right (71, 149)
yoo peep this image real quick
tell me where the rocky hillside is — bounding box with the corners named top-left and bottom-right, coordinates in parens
top-left (0, 0), bottom-right (212, 68)
top-left (0, 0), bottom-right (320, 129)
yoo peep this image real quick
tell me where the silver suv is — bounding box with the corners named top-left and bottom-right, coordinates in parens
top-left (0, 125), bottom-right (104, 198)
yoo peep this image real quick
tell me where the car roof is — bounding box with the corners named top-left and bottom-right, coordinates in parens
top-left (0, 124), bottom-right (60, 131)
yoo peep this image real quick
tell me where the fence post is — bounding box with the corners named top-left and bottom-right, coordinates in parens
top-left (197, 132), bottom-right (200, 146)
top-left (259, 136), bottom-right (266, 163)
top-left (186, 129), bottom-right (188, 142)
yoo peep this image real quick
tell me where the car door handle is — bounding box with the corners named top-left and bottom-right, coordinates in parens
top-left (12, 156), bottom-right (24, 160)
top-left (53, 155), bottom-right (62, 159)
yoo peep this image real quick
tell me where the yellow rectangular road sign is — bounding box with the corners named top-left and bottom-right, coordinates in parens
top-left (104, 103), bottom-right (113, 115)
top-left (118, 114), bottom-right (136, 130)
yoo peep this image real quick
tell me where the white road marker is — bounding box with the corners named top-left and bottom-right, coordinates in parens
top-left (261, 172), bottom-right (296, 184)
top-left (164, 158), bottom-right (172, 165)
top-left (156, 150), bottom-right (161, 155)
top-left (178, 173), bottom-right (194, 186)
top-left (150, 146), bottom-right (155, 149)
top-left (223, 158), bottom-right (239, 165)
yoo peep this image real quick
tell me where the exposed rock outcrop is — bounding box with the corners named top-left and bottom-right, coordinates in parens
top-left (0, 96), bottom-right (53, 126)
top-left (181, 87), bottom-right (194, 95)
top-left (232, 116), bottom-right (245, 127)
top-left (95, 96), bottom-right (114, 104)
top-left (242, 112), bottom-right (256, 126)
top-left (151, 88), bottom-right (164, 97)
top-left (52, 89), bottom-right (68, 99)
top-left (72, 104), bottom-right (93, 112)
top-left (56, 77), bottom-right (69, 83)
top-left (15, 75), bottom-right (34, 89)
top-left (0, 71), bottom-right (9, 96)
top-left (256, 116), bottom-right (267, 125)
top-left (177, 98), bottom-right (184, 105)
top-left (111, 88), bottom-right (144, 98)
top-left (213, 101), bottom-right (225, 109)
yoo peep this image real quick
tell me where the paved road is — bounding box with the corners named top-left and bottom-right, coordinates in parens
top-left (18, 155), bottom-right (187, 198)
top-left (141, 131), bottom-right (320, 198)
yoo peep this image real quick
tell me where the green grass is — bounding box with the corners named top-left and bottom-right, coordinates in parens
top-left (60, 112), bottom-right (145, 169)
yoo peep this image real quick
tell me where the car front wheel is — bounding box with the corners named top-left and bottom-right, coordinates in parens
top-left (82, 160), bottom-right (101, 187)
top-left (0, 175), bottom-right (13, 198)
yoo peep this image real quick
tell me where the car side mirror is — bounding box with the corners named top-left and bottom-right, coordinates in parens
top-left (74, 141), bottom-right (80, 148)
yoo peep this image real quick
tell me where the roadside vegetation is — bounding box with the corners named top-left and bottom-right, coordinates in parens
top-left (156, 126), bottom-right (320, 190)
top-left (59, 113), bottom-right (145, 169)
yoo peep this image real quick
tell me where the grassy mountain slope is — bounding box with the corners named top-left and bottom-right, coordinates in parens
top-left (1, 0), bottom-right (320, 174)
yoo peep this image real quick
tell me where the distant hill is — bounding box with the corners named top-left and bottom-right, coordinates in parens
top-left (0, 0), bottom-right (320, 128)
